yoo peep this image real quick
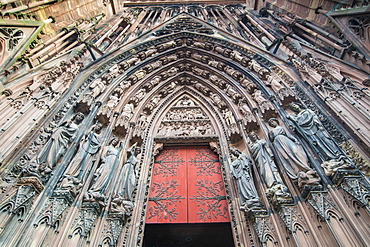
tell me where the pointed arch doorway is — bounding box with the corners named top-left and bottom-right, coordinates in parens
top-left (143, 145), bottom-right (234, 246)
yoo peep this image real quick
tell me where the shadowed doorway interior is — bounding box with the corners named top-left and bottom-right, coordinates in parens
top-left (143, 223), bottom-right (235, 247)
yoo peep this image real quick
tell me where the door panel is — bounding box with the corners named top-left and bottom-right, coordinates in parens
top-left (147, 146), bottom-right (229, 224)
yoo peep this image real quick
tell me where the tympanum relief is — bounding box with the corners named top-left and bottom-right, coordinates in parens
top-left (156, 96), bottom-right (215, 140)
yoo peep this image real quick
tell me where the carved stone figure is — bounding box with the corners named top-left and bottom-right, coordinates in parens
top-left (321, 159), bottom-right (352, 176)
top-left (110, 197), bottom-right (134, 216)
top-left (65, 123), bottom-right (103, 179)
top-left (143, 75), bottom-right (161, 91)
top-left (265, 74), bottom-right (285, 92)
top-left (209, 92), bottom-right (226, 109)
top-left (90, 78), bottom-right (106, 98)
top-left (115, 143), bottom-right (139, 201)
top-left (129, 88), bottom-right (146, 105)
top-left (121, 103), bottom-right (134, 121)
top-left (85, 137), bottom-right (120, 204)
top-left (268, 118), bottom-right (311, 179)
top-left (248, 59), bottom-right (263, 73)
top-left (36, 113), bottom-right (84, 169)
top-left (105, 93), bottom-right (120, 109)
top-left (297, 170), bottom-right (321, 188)
top-left (248, 132), bottom-right (283, 188)
top-left (144, 94), bottom-right (161, 113)
top-left (253, 90), bottom-right (267, 104)
top-left (288, 103), bottom-right (342, 161)
top-left (225, 84), bottom-right (242, 103)
top-left (230, 147), bottom-right (263, 211)
top-left (222, 109), bottom-right (236, 126)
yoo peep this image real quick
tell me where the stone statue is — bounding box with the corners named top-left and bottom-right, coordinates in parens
top-left (64, 123), bottom-right (103, 179)
top-left (248, 132), bottom-right (283, 188)
top-left (287, 103), bottom-right (342, 161)
top-left (121, 103), bottom-right (134, 121)
top-left (268, 118), bottom-right (311, 179)
top-left (115, 142), bottom-right (139, 202)
top-left (249, 132), bottom-right (293, 204)
top-left (90, 78), bottom-right (106, 98)
top-left (105, 93), bottom-right (120, 109)
top-left (85, 137), bottom-right (120, 204)
top-left (230, 147), bottom-right (263, 211)
top-left (222, 109), bottom-right (236, 126)
top-left (297, 170), bottom-right (321, 188)
top-left (36, 112), bottom-right (84, 169)
top-left (110, 197), bottom-right (134, 216)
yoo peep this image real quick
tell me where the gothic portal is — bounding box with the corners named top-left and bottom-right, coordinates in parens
top-left (0, 1), bottom-right (370, 247)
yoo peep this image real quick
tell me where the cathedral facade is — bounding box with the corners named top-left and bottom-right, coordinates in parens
top-left (0, 0), bottom-right (370, 246)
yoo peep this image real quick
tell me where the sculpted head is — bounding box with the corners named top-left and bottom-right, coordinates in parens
top-left (268, 118), bottom-right (279, 127)
top-left (248, 132), bottom-right (259, 142)
top-left (109, 137), bottom-right (120, 147)
top-left (73, 112), bottom-right (85, 124)
top-left (230, 147), bottom-right (240, 156)
top-left (93, 123), bottom-right (103, 133)
top-left (289, 102), bottom-right (302, 113)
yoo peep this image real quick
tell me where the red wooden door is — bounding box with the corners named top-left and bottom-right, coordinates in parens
top-left (146, 146), bottom-right (230, 223)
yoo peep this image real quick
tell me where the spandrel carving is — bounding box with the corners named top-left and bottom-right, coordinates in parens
top-left (230, 147), bottom-right (263, 212)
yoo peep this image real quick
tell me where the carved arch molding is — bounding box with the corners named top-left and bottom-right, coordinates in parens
top-left (70, 30), bottom-right (294, 246)
top-left (3, 15), bottom-right (316, 247)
